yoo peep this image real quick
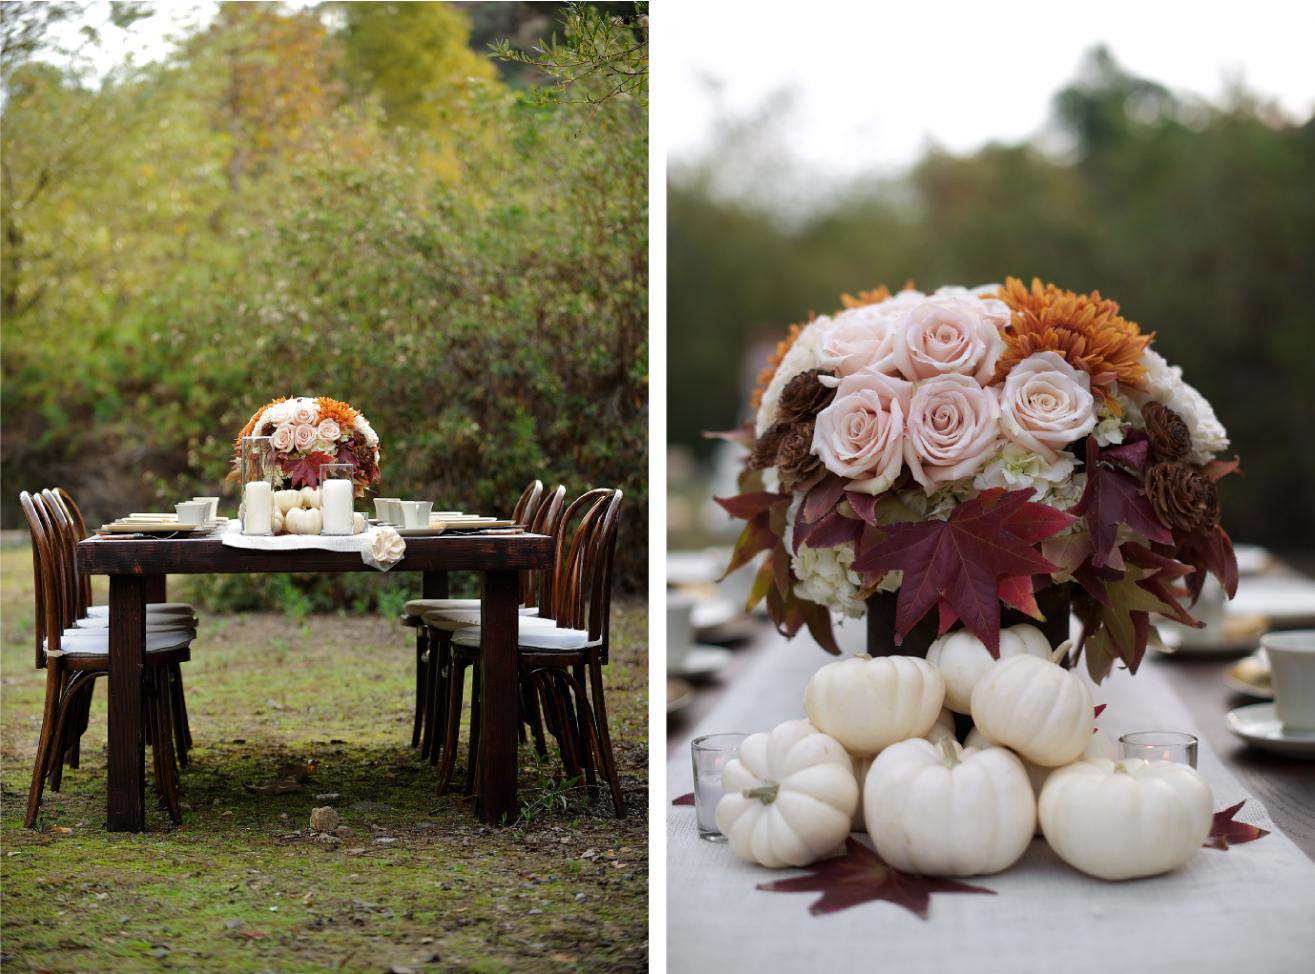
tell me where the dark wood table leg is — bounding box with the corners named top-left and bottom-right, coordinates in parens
top-left (478, 569), bottom-right (519, 825)
top-left (143, 574), bottom-right (166, 604)
top-left (107, 574), bottom-right (148, 831)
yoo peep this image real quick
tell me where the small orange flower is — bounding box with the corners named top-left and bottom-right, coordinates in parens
top-left (315, 396), bottom-right (360, 429)
top-left (995, 277), bottom-right (1154, 408)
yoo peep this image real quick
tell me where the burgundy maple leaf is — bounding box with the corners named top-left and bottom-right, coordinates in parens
top-left (672, 792), bottom-right (695, 806)
top-left (851, 488), bottom-right (1074, 655)
top-left (281, 451), bottom-right (338, 489)
top-left (1204, 800), bottom-right (1270, 850)
top-left (1071, 438), bottom-right (1173, 569)
top-left (758, 838), bottom-right (995, 918)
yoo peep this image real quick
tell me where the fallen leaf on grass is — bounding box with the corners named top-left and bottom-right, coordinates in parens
top-left (758, 838), bottom-right (995, 918)
top-left (1204, 800), bottom-right (1270, 850)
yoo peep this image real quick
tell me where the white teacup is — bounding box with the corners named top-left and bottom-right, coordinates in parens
top-left (374, 497), bottom-right (401, 524)
top-left (175, 501), bottom-right (209, 526)
top-left (668, 593), bottom-right (696, 673)
top-left (1261, 629), bottom-right (1315, 731)
top-left (192, 496), bottom-right (220, 521)
top-left (400, 501), bottom-right (434, 529)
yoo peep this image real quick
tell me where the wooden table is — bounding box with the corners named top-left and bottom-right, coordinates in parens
top-left (77, 532), bottom-right (554, 831)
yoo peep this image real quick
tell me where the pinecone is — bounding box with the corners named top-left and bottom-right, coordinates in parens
top-left (1146, 461), bottom-right (1219, 532)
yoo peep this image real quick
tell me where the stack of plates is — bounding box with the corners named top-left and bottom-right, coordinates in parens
top-left (97, 513), bottom-right (223, 536)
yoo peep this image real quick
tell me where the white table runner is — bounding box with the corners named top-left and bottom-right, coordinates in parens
top-left (219, 520), bottom-right (405, 570)
top-left (668, 622), bottom-right (1315, 973)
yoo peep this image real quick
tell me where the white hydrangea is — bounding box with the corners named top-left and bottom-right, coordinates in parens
top-left (973, 443), bottom-right (1082, 508)
top-left (1135, 349), bottom-right (1229, 463)
top-left (353, 413), bottom-right (379, 448)
top-left (1092, 386), bottom-right (1142, 447)
top-left (755, 317), bottom-right (828, 437)
top-left (784, 495), bottom-right (867, 618)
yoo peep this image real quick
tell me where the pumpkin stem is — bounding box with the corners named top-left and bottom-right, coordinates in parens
top-left (1049, 640), bottom-right (1073, 666)
top-left (937, 737), bottom-right (961, 769)
top-left (742, 784), bottom-right (779, 805)
top-left (854, 652), bottom-right (872, 661)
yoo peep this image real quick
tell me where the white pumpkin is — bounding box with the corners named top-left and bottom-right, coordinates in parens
top-left (804, 654), bottom-right (945, 757)
top-left (715, 719), bottom-right (858, 868)
top-left (850, 707), bottom-right (958, 832)
top-left (273, 489), bottom-right (302, 515)
top-left (970, 652), bottom-right (1093, 767)
top-left (272, 509), bottom-right (285, 535)
top-left (284, 506), bottom-right (322, 535)
top-left (352, 512), bottom-right (367, 534)
top-left (927, 624), bottom-right (1052, 713)
top-left (299, 486), bottom-right (321, 509)
top-left (1039, 758), bottom-right (1213, 880)
top-left (864, 738), bottom-right (1036, 876)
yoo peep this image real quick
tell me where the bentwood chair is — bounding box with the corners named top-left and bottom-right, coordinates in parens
top-left (438, 488), bottom-right (626, 816)
top-left (42, 489), bottom-right (199, 765)
top-left (399, 480), bottom-right (547, 755)
top-left (417, 486), bottom-right (568, 768)
top-left (20, 492), bottom-right (195, 827)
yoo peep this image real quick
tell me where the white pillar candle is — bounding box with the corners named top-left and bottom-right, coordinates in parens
top-left (242, 481), bottom-right (273, 535)
top-left (320, 479), bottom-right (354, 535)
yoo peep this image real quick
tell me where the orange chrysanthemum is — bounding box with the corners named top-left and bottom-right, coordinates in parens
top-left (233, 396), bottom-right (288, 453)
top-left (995, 277), bottom-right (1154, 407)
top-left (315, 396), bottom-right (359, 429)
top-left (751, 321), bottom-right (806, 410)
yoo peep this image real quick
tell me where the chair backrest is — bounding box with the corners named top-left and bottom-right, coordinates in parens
top-left (55, 486), bottom-right (93, 608)
top-left (18, 492), bottom-right (63, 666)
top-left (548, 488), bottom-right (623, 660)
top-left (523, 485), bottom-right (566, 611)
top-left (42, 488), bottom-right (85, 623)
top-left (512, 480), bottom-right (543, 526)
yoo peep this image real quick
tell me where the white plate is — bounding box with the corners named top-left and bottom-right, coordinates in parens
top-left (668, 644), bottom-right (733, 680)
top-left (394, 527), bottom-right (447, 537)
top-left (691, 597), bottom-right (740, 631)
top-left (1230, 576), bottom-right (1315, 624)
top-left (1224, 653), bottom-right (1273, 700)
top-left (1225, 702), bottom-right (1315, 758)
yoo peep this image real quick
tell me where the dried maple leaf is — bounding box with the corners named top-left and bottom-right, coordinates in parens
top-left (1071, 438), bottom-right (1173, 569)
top-left (281, 451), bottom-right (338, 489)
top-left (852, 488), bottom-right (1073, 654)
top-left (758, 838), bottom-right (995, 918)
top-left (671, 793), bottom-right (694, 806)
top-left (1204, 800), bottom-right (1270, 850)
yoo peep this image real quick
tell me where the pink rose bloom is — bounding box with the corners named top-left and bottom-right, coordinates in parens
top-left (270, 424), bottom-right (295, 452)
top-left (291, 402), bottom-right (317, 426)
top-left (812, 371), bottom-right (912, 494)
top-left (292, 423), bottom-right (319, 452)
top-left (904, 373), bottom-right (1001, 491)
top-left (999, 351), bottom-right (1096, 462)
top-left (316, 418), bottom-right (341, 443)
top-left (815, 293), bottom-right (923, 377)
top-left (891, 296), bottom-right (1006, 385)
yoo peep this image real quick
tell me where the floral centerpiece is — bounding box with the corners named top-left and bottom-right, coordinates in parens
top-left (231, 396), bottom-right (381, 496)
top-left (719, 277), bottom-right (1239, 681)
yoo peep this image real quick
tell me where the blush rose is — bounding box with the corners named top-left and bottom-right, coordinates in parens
top-left (904, 373), bottom-right (1001, 491)
top-left (811, 371), bottom-right (912, 494)
top-left (891, 295), bottom-right (1005, 385)
top-left (999, 351), bottom-right (1096, 461)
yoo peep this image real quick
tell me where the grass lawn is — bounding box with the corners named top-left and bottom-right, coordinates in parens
top-left (0, 540), bottom-right (649, 973)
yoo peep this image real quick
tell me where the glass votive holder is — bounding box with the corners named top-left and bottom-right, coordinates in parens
top-left (691, 733), bottom-right (747, 842)
top-left (1119, 731), bottom-right (1199, 768)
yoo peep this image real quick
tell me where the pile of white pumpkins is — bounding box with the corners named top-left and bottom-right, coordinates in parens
top-left (270, 486), bottom-right (366, 536)
top-left (715, 624), bottom-right (1215, 882)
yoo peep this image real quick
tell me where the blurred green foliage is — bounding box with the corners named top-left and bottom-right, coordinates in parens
top-left (669, 48), bottom-right (1315, 551)
top-left (1, 1), bottom-right (648, 607)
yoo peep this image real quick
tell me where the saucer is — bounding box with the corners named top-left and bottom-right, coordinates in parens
top-left (691, 597), bottom-right (740, 631)
top-left (1224, 702), bottom-right (1315, 758)
top-left (1155, 614), bottom-right (1267, 657)
top-left (668, 644), bottom-right (733, 680)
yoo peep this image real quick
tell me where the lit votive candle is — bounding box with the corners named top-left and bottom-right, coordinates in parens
top-left (320, 478), bottom-right (354, 536)
top-left (1119, 731), bottom-right (1198, 768)
top-left (242, 481), bottom-right (273, 536)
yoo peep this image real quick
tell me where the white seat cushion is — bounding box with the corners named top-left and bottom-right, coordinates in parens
top-left (405, 598), bottom-right (537, 620)
top-left (451, 620), bottom-right (600, 651)
top-left (420, 606), bottom-right (541, 631)
top-left (47, 629), bottom-right (193, 655)
top-left (86, 603), bottom-right (196, 618)
top-left (75, 617), bottom-right (196, 633)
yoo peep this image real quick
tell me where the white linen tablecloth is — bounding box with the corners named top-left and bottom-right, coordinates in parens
top-left (668, 621), bottom-right (1315, 973)
top-left (219, 520), bottom-right (404, 570)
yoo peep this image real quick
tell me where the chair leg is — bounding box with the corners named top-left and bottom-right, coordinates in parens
top-left (171, 663), bottom-right (193, 750)
top-left (152, 669), bottom-right (183, 824)
top-left (50, 673), bottom-right (96, 792)
top-left (544, 672), bottom-right (583, 783)
top-left (26, 665), bottom-right (67, 825)
top-left (463, 663), bottom-right (482, 797)
top-left (69, 676), bottom-right (96, 770)
top-left (588, 662), bottom-right (626, 817)
top-left (420, 633), bottom-right (445, 764)
top-left (522, 675), bottom-right (549, 758)
top-left (436, 657), bottom-right (467, 796)
top-left (426, 633), bottom-right (451, 767)
top-left (48, 671), bottom-right (72, 793)
top-left (411, 629), bottom-right (427, 748)
top-left (572, 664), bottom-right (598, 793)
